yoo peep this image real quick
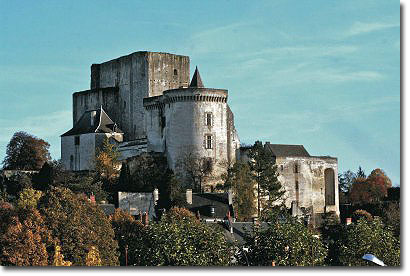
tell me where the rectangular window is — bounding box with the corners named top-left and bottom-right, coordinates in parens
top-left (295, 180), bottom-right (299, 190)
top-left (281, 165), bottom-right (284, 171)
top-left (74, 136), bottom-right (80, 145)
top-left (206, 113), bottom-right (212, 126)
top-left (205, 135), bottom-right (213, 149)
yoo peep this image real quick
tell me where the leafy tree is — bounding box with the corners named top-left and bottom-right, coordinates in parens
top-left (16, 188), bottom-right (42, 209)
top-left (32, 162), bottom-right (54, 191)
top-left (338, 218), bottom-right (400, 266)
top-left (141, 210), bottom-right (232, 266)
top-left (109, 208), bottom-right (147, 266)
top-left (247, 141), bottom-right (284, 218)
top-left (382, 202), bottom-right (400, 239)
top-left (350, 169), bottom-right (392, 205)
top-left (53, 245), bottom-right (72, 266)
top-left (223, 162), bottom-right (257, 221)
top-left (0, 206), bottom-right (55, 266)
top-left (85, 246), bottom-right (102, 266)
top-left (2, 131), bottom-right (51, 170)
top-left (113, 207), bottom-right (232, 266)
top-left (38, 187), bottom-right (119, 266)
top-left (243, 218), bottom-right (327, 266)
top-left (352, 209), bottom-right (373, 222)
top-left (156, 170), bottom-right (187, 211)
top-left (2, 172), bottom-right (32, 199)
top-left (338, 170), bottom-right (356, 193)
top-left (95, 137), bottom-right (121, 181)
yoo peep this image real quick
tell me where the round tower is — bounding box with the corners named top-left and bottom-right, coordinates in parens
top-left (165, 67), bottom-right (230, 191)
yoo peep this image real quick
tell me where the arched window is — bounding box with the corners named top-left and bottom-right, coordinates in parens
top-left (325, 168), bottom-right (335, 205)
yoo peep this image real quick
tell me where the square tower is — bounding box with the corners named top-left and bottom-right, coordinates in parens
top-left (73, 52), bottom-right (190, 141)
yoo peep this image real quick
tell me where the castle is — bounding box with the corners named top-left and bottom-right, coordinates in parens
top-left (61, 51), bottom-right (339, 218)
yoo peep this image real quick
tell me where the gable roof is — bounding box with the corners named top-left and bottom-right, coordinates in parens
top-left (265, 143), bottom-right (310, 157)
top-left (61, 107), bottom-right (123, 137)
top-left (189, 66), bottom-right (204, 88)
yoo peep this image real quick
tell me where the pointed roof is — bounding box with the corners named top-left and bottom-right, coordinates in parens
top-left (189, 66), bottom-right (204, 88)
top-left (61, 106), bottom-right (123, 137)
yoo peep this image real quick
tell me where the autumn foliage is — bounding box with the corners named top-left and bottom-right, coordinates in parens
top-left (350, 169), bottom-right (392, 205)
top-left (2, 131), bottom-right (51, 170)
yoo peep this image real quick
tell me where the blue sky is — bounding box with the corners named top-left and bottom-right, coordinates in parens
top-left (0, 0), bottom-right (400, 185)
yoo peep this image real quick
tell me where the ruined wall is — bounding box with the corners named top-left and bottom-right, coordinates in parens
top-left (276, 156), bottom-right (339, 215)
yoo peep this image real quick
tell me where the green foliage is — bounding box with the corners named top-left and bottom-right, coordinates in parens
top-left (38, 187), bottom-right (119, 266)
top-left (17, 188), bottom-right (42, 209)
top-left (2, 131), bottom-right (51, 170)
top-left (243, 219), bottom-right (327, 266)
top-left (112, 207), bottom-right (232, 266)
top-left (338, 218), bottom-right (400, 266)
top-left (223, 162), bottom-right (256, 221)
top-left (118, 153), bottom-right (168, 192)
top-left (382, 202), bottom-right (400, 239)
top-left (2, 172), bottom-right (33, 199)
top-left (247, 141), bottom-right (284, 217)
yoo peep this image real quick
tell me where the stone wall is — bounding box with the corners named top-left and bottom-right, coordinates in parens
top-left (276, 156), bottom-right (339, 215)
top-left (85, 52), bottom-right (189, 141)
top-left (144, 87), bottom-right (232, 190)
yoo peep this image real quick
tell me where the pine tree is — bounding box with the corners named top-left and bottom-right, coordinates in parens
top-left (248, 141), bottom-right (284, 218)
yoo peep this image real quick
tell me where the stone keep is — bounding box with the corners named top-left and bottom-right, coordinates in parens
top-left (61, 52), bottom-right (240, 191)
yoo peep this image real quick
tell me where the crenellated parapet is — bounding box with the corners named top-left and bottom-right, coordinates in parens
top-left (143, 88), bottom-right (228, 110)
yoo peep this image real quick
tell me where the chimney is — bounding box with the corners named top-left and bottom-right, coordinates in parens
top-left (196, 210), bottom-right (201, 220)
top-left (228, 190), bottom-right (233, 205)
top-left (143, 211), bottom-right (149, 226)
top-left (139, 211), bottom-right (143, 223)
top-left (90, 194), bottom-right (95, 204)
top-left (90, 111), bottom-right (97, 127)
top-left (186, 189), bottom-right (192, 205)
top-left (346, 218), bottom-right (352, 225)
top-left (153, 188), bottom-right (159, 205)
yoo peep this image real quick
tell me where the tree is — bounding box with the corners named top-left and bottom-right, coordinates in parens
top-left (338, 218), bottom-right (400, 266)
top-left (95, 137), bottom-right (121, 181)
top-left (109, 208), bottom-right (147, 266)
top-left (85, 246), bottom-right (102, 266)
top-left (0, 207), bottom-right (55, 266)
top-left (223, 162), bottom-right (257, 221)
top-left (2, 131), bottom-right (51, 170)
top-left (338, 170), bottom-right (356, 193)
top-left (38, 187), bottom-right (119, 266)
top-left (53, 245), bottom-right (72, 266)
top-left (349, 169), bottom-right (392, 205)
top-left (112, 207), bottom-right (232, 266)
top-left (247, 141), bottom-right (284, 218)
top-left (141, 209), bottom-right (232, 266)
top-left (2, 172), bottom-right (32, 199)
top-left (175, 149), bottom-right (213, 192)
top-left (16, 188), bottom-right (42, 209)
top-left (243, 218), bottom-right (327, 266)
top-left (357, 166), bottom-right (366, 179)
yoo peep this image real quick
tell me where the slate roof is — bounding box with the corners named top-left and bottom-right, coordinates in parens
top-left (98, 203), bottom-right (115, 216)
top-left (61, 107), bottom-right (123, 137)
top-left (189, 66), bottom-right (204, 88)
top-left (265, 143), bottom-right (310, 157)
top-left (187, 192), bottom-right (233, 219)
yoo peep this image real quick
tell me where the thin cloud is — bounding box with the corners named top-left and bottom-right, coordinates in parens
top-left (345, 21), bottom-right (399, 37)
